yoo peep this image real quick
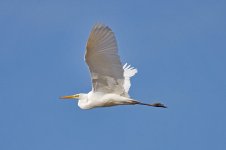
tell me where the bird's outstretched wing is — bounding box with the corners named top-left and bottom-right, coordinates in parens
top-left (85, 24), bottom-right (125, 95)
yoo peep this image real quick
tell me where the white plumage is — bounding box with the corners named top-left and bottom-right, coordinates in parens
top-left (123, 63), bottom-right (137, 97)
top-left (60, 24), bottom-right (166, 109)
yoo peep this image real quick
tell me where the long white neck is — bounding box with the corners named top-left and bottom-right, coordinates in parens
top-left (77, 93), bottom-right (91, 109)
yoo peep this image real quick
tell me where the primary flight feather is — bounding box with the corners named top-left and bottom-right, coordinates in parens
top-left (60, 24), bottom-right (166, 109)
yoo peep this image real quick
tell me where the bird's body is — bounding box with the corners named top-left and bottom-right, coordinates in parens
top-left (77, 92), bottom-right (134, 109)
top-left (61, 24), bottom-right (166, 109)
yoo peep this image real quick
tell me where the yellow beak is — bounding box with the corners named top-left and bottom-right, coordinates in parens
top-left (60, 94), bottom-right (79, 99)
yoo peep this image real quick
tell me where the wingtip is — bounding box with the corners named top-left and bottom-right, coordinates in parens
top-left (93, 23), bottom-right (109, 30)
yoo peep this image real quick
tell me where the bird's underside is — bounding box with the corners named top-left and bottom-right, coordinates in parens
top-left (80, 92), bottom-right (167, 109)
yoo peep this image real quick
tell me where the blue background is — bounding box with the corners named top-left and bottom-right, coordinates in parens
top-left (1, 0), bottom-right (226, 149)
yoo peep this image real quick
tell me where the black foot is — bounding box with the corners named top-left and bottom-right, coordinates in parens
top-left (152, 103), bottom-right (167, 108)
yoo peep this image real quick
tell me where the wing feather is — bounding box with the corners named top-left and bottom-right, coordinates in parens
top-left (123, 63), bottom-right (138, 97)
top-left (85, 24), bottom-right (125, 95)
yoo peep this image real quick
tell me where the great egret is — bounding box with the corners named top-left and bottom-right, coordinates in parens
top-left (60, 24), bottom-right (166, 109)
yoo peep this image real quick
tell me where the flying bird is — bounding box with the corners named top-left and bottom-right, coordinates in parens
top-left (60, 24), bottom-right (166, 109)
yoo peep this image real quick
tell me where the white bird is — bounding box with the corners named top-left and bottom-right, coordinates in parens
top-left (60, 24), bottom-right (166, 109)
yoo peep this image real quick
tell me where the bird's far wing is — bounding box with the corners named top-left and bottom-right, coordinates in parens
top-left (123, 63), bottom-right (138, 97)
top-left (85, 24), bottom-right (125, 95)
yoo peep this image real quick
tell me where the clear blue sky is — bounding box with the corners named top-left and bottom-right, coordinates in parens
top-left (1, 0), bottom-right (226, 149)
